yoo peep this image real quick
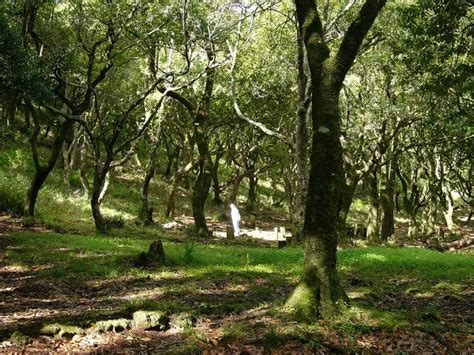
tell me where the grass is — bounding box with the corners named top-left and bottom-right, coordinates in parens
top-left (3, 232), bottom-right (472, 332)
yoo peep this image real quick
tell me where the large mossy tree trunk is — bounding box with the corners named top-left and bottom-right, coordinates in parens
top-left (287, 0), bottom-right (386, 320)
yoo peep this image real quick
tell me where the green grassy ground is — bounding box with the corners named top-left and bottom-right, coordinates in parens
top-left (2, 230), bottom-right (472, 352)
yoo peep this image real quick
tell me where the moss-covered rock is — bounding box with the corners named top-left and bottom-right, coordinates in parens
top-left (170, 312), bottom-right (196, 331)
top-left (40, 323), bottom-right (84, 339)
top-left (91, 318), bottom-right (131, 333)
top-left (132, 310), bottom-right (169, 330)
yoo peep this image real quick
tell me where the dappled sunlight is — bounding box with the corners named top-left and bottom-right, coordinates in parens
top-left (361, 253), bottom-right (386, 262)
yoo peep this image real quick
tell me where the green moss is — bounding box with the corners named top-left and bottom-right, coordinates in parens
top-left (91, 319), bottom-right (131, 333)
top-left (284, 282), bottom-right (317, 322)
top-left (10, 331), bottom-right (31, 346)
top-left (40, 323), bottom-right (84, 338)
top-left (132, 310), bottom-right (169, 330)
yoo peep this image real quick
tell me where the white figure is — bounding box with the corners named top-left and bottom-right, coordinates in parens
top-left (230, 203), bottom-right (241, 237)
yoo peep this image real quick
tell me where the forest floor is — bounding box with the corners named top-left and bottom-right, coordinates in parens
top-left (0, 213), bottom-right (473, 354)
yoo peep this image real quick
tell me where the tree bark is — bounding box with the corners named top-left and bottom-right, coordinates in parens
top-left (211, 151), bottom-right (224, 205)
top-left (91, 159), bottom-right (112, 233)
top-left (190, 59), bottom-right (215, 237)
top-left (366, 169), bottom-right (381, 244)
top-left (380, 158), bottom-right (396, 241)
top-left (246, 173), bottom-right (258, 212)
top-left (138, 138), bottom-right (160, 225)
top-left (287, 0), bottom-right (386, 320)
top-left (25, 108), bottom-right (74, 218)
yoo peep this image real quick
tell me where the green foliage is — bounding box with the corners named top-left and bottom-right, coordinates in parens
top-left (183, 242), bottom-right (198, 264)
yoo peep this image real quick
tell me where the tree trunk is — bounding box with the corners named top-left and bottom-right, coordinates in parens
top-left (380, 160), bottom-right (396, 241)
top-left (25, 168), bottom-right (49, 218)
top-left (91, 160), bottom-right (112, 233)
top-left (78, 137), bottom-right (91, 195)
top-left (191, 159), bottom-right (212, 237)
top-left (407, 209), bottom-right (418, 238)
top-left (138, 141), bottom-right (160, 225)
top-left (339, 175), bottom-right (359, 228)
top-left (286, 66), bottom-right (347, 319)
top-left (139, 165), bottom-right (155, 225)
top-left (211, 152), bottom-right (223, 205)
top-left (288, 0), bottom-right (386, 320)
top-left (25, 114), bottom-right (74, 218)
top-left (246, 173), bottom-right (257, 212)
top-left (294, 20), bottom-right (311, 237)
top-left (190, 50), bottom-right (215, 237)
top-left (366, 170), bottom-right (381, 244)
top-left (229, 172), bottom-right (244, 204)
top-left (443, 189), bottom-right (455, 230)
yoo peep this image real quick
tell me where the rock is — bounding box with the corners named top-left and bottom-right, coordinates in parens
top-left (40, 323), bottom-right (84, 339)
top-left (162, 221), bottom-right (185, 230)
top-left (92, 319), bottom-right (131, 333)
top-left (80, 333), bottom-right (108, 347)
top-left (170, 312), bottom-right (196, 331)
top-left (132, 311), bottom-right (170, 331)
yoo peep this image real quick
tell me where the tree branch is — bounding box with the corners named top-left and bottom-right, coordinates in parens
top-left (332, 0), bottom-right (387, 92)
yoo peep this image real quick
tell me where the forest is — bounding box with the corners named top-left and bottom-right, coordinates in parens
top-left (0, 0), bottom-right (472, 353)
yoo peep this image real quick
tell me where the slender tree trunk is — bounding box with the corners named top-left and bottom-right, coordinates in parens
top-left (246, 173), bottom-right (257, 212)
top-left (78, 137), bottom-right (91, 195)
top-left (191, 158), bottom-right (212, 236)
top-left (91, 159), bottom-right (112, 233)
top-left (443, 189), bottom-right (455, 230)
top-left (407, 206), bottom-right (418, 238)
top-left (380, 160), bottom-right (396, 241)
top-left (211, 152), bottom-right (223, 205)
top-left (138, 140), bottom-right (160, 225)
top-left (339, 175), bottom-right (359, 228)
top-left (229, 172), bottom-right (245, 204)
top-left (25, 168), bottom-right (49, 218)
top-left (190, 51), bottom-right (215, 237)
top-left (366, 170), bottom-right (381, 244)
top-left (139, 164), bottom-right (155, 225)
top-left (294, 20), bottom-right (311, 238)
top-left (25, 113), bottom-right (74, 218)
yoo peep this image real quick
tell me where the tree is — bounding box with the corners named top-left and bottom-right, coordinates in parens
top-left (286, 0), bottom-right (386, 320)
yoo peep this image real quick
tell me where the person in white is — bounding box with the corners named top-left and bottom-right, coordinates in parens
top-left (230, 203), bottom-right (241, 237)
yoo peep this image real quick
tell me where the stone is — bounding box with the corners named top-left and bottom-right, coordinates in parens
top-left (92, 319), bottom-right (131, 333)
top-left (132, 311), bottom-right (170, 331)
top-left (170, 312), bottom-right (196, 331)
top-left (40, 323), bottom-right (84, 339)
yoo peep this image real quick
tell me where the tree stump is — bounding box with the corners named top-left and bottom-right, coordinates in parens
top-left (149, 240), bottom-right (165, 259)
top-left (136, 240), bottom-right (165, 267)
